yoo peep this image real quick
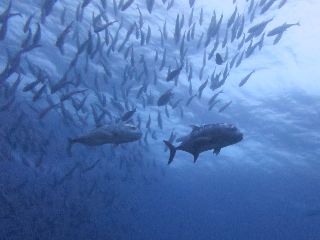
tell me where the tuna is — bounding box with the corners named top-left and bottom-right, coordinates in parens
top-left (163, 123), bottom-right (243, 164)
top-left (67, 123), bottom-right (142, 156)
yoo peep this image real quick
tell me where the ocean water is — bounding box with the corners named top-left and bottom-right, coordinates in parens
top-left (1, 0), bottom-right (320, 239)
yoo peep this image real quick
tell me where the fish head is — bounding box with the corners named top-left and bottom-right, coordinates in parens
top-left (226, 124), bottom-right (243, 144)
top-left (116, 123), bottom-right (142, 142)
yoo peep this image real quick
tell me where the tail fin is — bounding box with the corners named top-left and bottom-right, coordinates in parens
top-left (67, 138), bottom-right (74, 157)
top-left (163, 140), bottom-right (176, 165)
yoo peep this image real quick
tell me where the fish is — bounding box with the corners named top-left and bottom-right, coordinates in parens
top-left (267, 22), bottom-right (300, 37)
top-left (278, 0), bottom-right (287, 9)
top-left (163, 123), bottom-right (243, 164)
top-left (239, 70), bottom-right (255, 87)
top-left (60, 89), bottom-right (88, 102)
top-left (186, 94), bottom-right (197, 106)
top-left (247, 18), bottom-right (273, 38)
top-left (23, 13), bottom-right (34, 33)
top-left (82, 0), bottom-right (92, 9)
top-left (219, 101), bottom-right (232, 112)
top-left (157, 89), bottom-right (174, 106)
top-left (121, 0), bottom-right (135, 11)
top-left (227, 7), bottom-right (237, 28)
top-left (157, 110), bottom-right (163, 129)
top-left (273, 32), bottom-right (283, 45)
top-left (146, 114), bottom-right (151, 129)
top-left (67, 123), bottom-right (142, 156)
top-left (260, 0), bottom-right (276, 14)
top-left (40, 0), bottom-right (58, 23)
top-left (215, 53), bottom-right (224, 65)
top-left (171, 99), bottom-right (182, 109)
top-left (166, 65), bottom-right (183, 81)
top-left (146, 0), bottom-right (155, 14)
top-left (32, 23), bottom-right (41, 46)
top-left (189, 0), bottom-right (195, 8)
top-left (56, 21), bottom-right (74, 55)
top-left (121, 108), bottom-right (136, 122)
top-left (208, 90), bottom-right (223, 106)
top-left (195, 7), bottom-right (201, 25)
top-left (197, 78), bottom-right (208, 99)
top-left (32, 85), bottom-right (47, 102)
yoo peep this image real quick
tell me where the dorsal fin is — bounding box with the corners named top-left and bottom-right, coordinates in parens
top-left (190, 125), bottom-right (200, 132)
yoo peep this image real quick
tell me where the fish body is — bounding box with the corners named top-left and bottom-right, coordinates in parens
top-left (267, 22), bottom-right (300, 37)
top-left (164, 123), bottom-right (243, 164)
top-left (67, 123), bottom-right (142, 156)
top-left (157, 89), bottom-right (174, 106)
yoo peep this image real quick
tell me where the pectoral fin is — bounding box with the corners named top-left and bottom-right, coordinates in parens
top-left (213, 148), bottom-right (221, 155)
top-left (193, 152), bottom-right (199, 163)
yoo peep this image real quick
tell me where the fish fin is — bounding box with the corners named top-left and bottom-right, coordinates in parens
top-left (193, 152), bottom-right (199, 163)
top-left (67, 138), bottom-right (75, 157)
top-left (163, 140), bottom-right (176, 165)
top-left (190, 125), bottom-right (200, 131)
top-left (213, 148), bottom-right (221, 155)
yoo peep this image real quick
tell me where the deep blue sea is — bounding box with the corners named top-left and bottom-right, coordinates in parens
top-left (1, 0), bottom-right (320, 239)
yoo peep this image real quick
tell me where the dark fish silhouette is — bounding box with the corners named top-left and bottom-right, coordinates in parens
top-left (215, 53), bottom-right (224, 65)
top-left (164, 123), bottom-right (243, 164)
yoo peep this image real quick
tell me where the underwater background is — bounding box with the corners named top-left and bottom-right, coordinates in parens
top-left (0, 0), bottom-right (320, 239)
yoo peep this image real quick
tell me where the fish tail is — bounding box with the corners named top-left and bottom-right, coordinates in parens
top-left (67, 138), bottom-right (75, 157)
top-left (163, 140), bottom-right (176, 165)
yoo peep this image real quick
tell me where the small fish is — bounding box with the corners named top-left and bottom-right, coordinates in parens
top-left (41, 0), bottom-right (58, 23)
top-left (146, 114), bottom-right (151, 129)
top-left (227, 7), bottom-right (237, 28)
top-left (32, 85), bottom-right (46, 102)
top-left (171, 99), bottom-right (182, 109)
top-left (273, 32), bottom-right (283, 45)
top-left (32, 23), bottom-right (41, 45)
top-left (60, 89), bottom-right (88, 102)
top-left (186, 94), bottom-right (197, 106)
top-left (158, 89), bottom-right (174, 106)
top-left (208, 90), bottom-right (223, 106)
top-left (121, 0), bottom-right (134, 11)
top-left (189, 0), bottom-right (195, 8)
top-left (23, 13), bottom-right (34, 33)
top-left (82, 0), bottom-right (92, 9)
top-left (198, 78), bottom-right (208, 99)
top-left (267, 22), bottom-right (300, 37)
top-left (166, 65), bottom-right (183, 81)
top-left (146, 0), bottom-right (155, 14)
top-left (121, 108), bottom-right (136, 121)
top-left (278, 0), bottom-right (287, 9)
top-left (260, 0), bottom-right (276, 14)
top-left (157, 110), bottom-right (163, 130)
top-left (56, 21), bottom-right (74, 55)
top-left (215, 53), bottom-right (224, 65)
top-left (239, 70), bottom-right (255, 87)
top-left (219, 101), bottom-right (232, 112)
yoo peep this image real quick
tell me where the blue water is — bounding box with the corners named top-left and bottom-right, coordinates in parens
top-left (1, 0), bottom-right (320, 239)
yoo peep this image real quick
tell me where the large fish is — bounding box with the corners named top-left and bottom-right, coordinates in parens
top-left (67, 123), bottom-right (142, 156)
top-left (163, 123), bottom-right (243, 164)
